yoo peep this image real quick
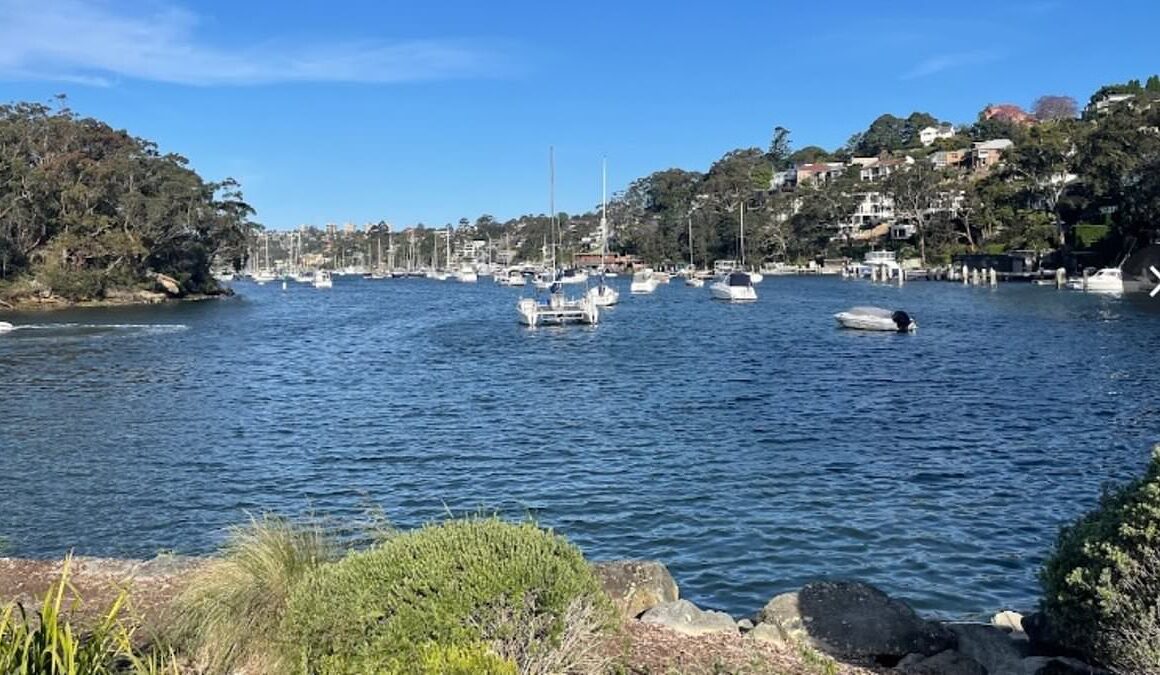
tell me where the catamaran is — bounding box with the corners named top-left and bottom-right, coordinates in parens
top-left (587, 159), bottom-right (620, 307)
top-left (517, 147), bottom-right (598, 326)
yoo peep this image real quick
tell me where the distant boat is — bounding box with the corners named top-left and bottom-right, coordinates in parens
top-left (630, 268), bottom-right (660, 294)
top-left (835, 307), bottom-right (916, 332)
top-left (709, 271), bottom-right (757, 302)
top-left (587, 159), bottom-right (620, 308)
top-left (496, 268), bottom-right (526, 286)
top-left (685, 276), bottom-right (704, 288)
top-left (1067, 267), bottom-right (1123, 294)
top-left (313, 270), bottom-right (333, 289)
top-left (0, 322), bottom-right (14, 334)
top-left (684, 214), bottom-right (704, 287)
top-left (455, 264), bottom-right (479, 283)
top-left (293, 271), bottom-right (314, 283)
top-left (212, 270), bottom-right (235, 282)
top-left (559, 268), bottom-right (588, 285)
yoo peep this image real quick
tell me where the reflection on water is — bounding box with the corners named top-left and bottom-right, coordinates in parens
top-left (1, 277), bottom-right (1158, 618)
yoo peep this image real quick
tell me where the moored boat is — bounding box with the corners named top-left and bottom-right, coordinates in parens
top-left (0, 321), bottom-right (14, 333)
top-left (313, 269), bottom-right (333, 289)
top-left (834, 306), bottom-right (916, 332)
top-left (709, 271), bottom-right (757, 302)
top-left (630, 268), bottom-right (660, 294)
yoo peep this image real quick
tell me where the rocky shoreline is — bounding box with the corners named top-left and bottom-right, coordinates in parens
top-left (0, 555), bottom-right (1104, 674)
top-left (0, 273), bottom-right (232, 311)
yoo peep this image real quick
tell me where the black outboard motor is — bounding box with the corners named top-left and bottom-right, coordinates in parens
top-left (891, 311), bottom-right (912, 332)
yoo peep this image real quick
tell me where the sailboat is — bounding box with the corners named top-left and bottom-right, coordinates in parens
top-left (709, 201), bottom-right (757, 302)
top-left (517, 147), bottom-right (598, 326)
top-left (428, 231), bottom-right (448, 280)
top-left (587, 159), bottom-right (620, 307)
top-left (253, 233), bottom-right (277, 283)
top-left (685, 214), bottom-right (704, 288)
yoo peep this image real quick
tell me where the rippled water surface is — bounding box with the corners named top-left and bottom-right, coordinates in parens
top-left (2, 276), bottom-right (1159, 617)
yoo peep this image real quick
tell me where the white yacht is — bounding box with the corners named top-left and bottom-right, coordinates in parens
top-left (252, 271), bottom-right (278, 285)
top-left (559, 268), bottom-right (589, 285)
top-left (496, 268), bottom-right (526, 286)
top-left (586, 159), bottom-right (620, 308)
top-left (1068, 267), bottom-right (1123, 294)
top-left (293, 270), bottom-right (314, 283)
top-left (455, 265), bottom-right (479, 283)
top-left (212, 270), bottom-right (235, 282)
top-left (710, 270), bottom-right (757, 302)
top-left (313, 269), bottom-right (333, 289)
top-left (834, 307), bottom-right (916, 333)
top-left (685, 276), bottom-right (704, 288)
top-left (630, 268), bottom-right (660, 294)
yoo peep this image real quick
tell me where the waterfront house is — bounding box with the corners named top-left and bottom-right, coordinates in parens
top-left (858, 156), bottom-right (914, 182)
top-left (970, 139), bottom-right (1014, 172)
top-left (952, 250), bottom-right (1040, 276)
top-left (918, 124), bottom-right (956, 146)
top-left (796, 162), bottom-right (847, 186)
top-left (930, 149), bottom-right (968, 170)
top-left (845, 192), bottom-right (895, 232)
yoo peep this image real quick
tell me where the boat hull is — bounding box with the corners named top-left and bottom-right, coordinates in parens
top-left (709, 283), bottom-right (756, 302)
top-left (587, 286), bottom-right (620, 306)
top-left (834, 311), bottom-right (916, 333)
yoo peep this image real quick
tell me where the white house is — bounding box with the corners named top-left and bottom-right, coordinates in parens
top-left (858, 156), bottom-right (914, 181)
top-left (919, 124), bottom-right (956, 146)
top-left (844, 192), bottom-right (895, 233)
top-left (1088, 93), bottom-right (1135, 115)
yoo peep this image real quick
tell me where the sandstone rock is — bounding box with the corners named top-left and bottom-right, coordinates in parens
top-left (1021, 655), bottom-right (1106, 675)
top-left (758, 581), bottom-right (955, 662)
top-left (895, 649), bottom-right (986, 675)
top-left (736, 618), bottom-right (754, 632)
top-left (639, 599), bottom-right (738, 637)
top-left (591, 560), bottom-right (678, 618)
top-left (154, 273), bottom-right (182, 296)
top-left (747, 622), bottom-right (787, 648)
top-left (948, 622), bottom-right (1029, 675)
top-left (992, 610), bottom-right (1026, 635)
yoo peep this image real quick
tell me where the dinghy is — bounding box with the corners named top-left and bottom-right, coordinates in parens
top-left (834, 307), bottom-right (916, 333)
top-left (0, 321), bottom-right (14, 333)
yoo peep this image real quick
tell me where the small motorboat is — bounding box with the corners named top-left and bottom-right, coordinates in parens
top-left (0, 321), bottom-right (14, 333)
top-left (1067, 267), bottom-right (1123, 294)
top-left (834, 307), bottom-right (916, 333)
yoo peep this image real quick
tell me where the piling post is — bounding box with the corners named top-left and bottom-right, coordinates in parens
top-left (989, 268), bottom-right (998, 287)
top-left (970, 268), bottom-right (979, 285)
top-left (962, 264), bottom-right (969, 285)
top-left (1055, 267), bottom-right (1066, 289)
top-left (899, 267), bottom-right (906, 285)
top-left (1082, 267), bottom-right (1090, 291)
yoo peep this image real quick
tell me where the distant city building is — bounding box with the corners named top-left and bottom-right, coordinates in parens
top-left (343, 222), bottom-right (356, 236)
top-left (325, 223), bottom-right (338, 237)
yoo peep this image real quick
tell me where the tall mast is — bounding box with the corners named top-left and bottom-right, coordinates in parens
top-left (688, 214), bottom-right (694, 269)
top-left (445, 225), bottom-right (451, 269)
top-left (549, 146), bottom-right (556, 271)
top-left (601, 157), bottom-right (607, 271)
top-left (740, 201), bottom-right (746, 267)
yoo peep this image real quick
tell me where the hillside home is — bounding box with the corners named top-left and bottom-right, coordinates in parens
top-left (858, 156), bottom-right (914, 181)
top-left (919, 125), bottom-right (956, 146)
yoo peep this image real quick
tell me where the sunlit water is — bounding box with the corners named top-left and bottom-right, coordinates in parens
top-left (2, 276), bottom-right (1159, 618)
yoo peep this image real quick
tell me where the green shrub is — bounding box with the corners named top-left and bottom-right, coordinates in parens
top-left (1073, 223), bottom-right (1111, 249)
top-left (284, 517), bottom-right (615, 674)
top-left (326, 642), bottom-right (518, 675)
top-left (1040, 445), bottom-right (1160, 673)
top-left (167, 515), bottom-right (336, 674)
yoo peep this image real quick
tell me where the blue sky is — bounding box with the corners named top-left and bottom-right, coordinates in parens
top-left (0, 0), bottom-right (1157, 230)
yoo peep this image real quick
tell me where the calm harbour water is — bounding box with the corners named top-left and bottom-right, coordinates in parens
top-left (2, 276), bottom-right (1159, 618)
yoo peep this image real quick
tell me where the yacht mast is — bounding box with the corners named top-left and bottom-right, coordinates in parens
top-left (601, 157), bottom-right (607, 273)
top-left (740, 201), bottom-right (746, 268)
top-left (549, 146), bottom-right (556, 271)
top-left (688, 214), bottom-right (694, 269)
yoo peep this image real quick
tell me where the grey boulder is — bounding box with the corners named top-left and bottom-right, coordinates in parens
top-left (640, 599), bottom-right (739, 637)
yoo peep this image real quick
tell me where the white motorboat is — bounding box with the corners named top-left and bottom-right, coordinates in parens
top-left (559, 268), bottom-right (588, 285)
top-left (834, 306), bottom-right (916, 332)
top-left (685, 276), bottom-right (704, 288)
top-left (293, 271), bottom-right (314, 283)
top-left (1067, 267), bottom-right (1123, 294)
top-left (496, 268), bottom-right (526, 286)
top-left (313, 269), bottom-right (333, 289)
top-left (0, 322), bottom-right (14, 333)
top-left (252, 271), bottom-right (278, 284)
top-left (630, 268), bottom-right (660, 294)
top-left (310, 271), bottom-right (334, 289)
top-left (710, 270), bottom-right (757, 302)
top-left (859, 250), bottom-right (901, 281)
top-left (455, 265), bottom-right (479, 283)
top-left (212, 270), bottom-right (235, 282)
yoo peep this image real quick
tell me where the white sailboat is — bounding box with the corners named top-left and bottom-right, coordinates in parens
top-left (709, 201), bottom-right (757, 302)
top-left (518, 147), bottom-right (598, 326)
top-left (587, 158), bottom-right (620, 307)
top-left (685, 214), bottom-right (703, 288)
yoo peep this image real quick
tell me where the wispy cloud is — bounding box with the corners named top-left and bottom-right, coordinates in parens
top-left (901, 50), bottom-right (1004, 80)
top-left (0, 0), bottom-right (513, 86)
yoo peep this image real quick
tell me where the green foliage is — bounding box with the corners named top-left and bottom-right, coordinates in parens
top-left (0, 555), bottom-right (178, 675)
top-left (168, 514), bottom-right (336, 674)
top-left (0, 100), bottom-right (259, 295)
top-left (331, 642), bottom-right (517, 675)
top-left (284, 517), bottom-right (615, 673)
top-left (1040, 446), bottom-right (1160, 672)
top-left (1073, 223), bottom-right (1110, 249)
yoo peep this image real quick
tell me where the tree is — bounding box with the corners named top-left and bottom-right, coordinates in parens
top-left (1004, 121), bottom-right (1081, 245)
top-left (788, 146), bottom-right (831, 165)
top-left (881, 162), bottom-right (944, 265)
top-left (767, 126), bottom-right (792, 169)
top-left (1033, 95), bottom-right (1078, 121)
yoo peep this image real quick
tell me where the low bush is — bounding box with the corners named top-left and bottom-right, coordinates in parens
top-left (167, 515), bottom-right (336, 674)
top-left (1040, 444), bottom-right (1160, 673)
top-left (284, 516), bottom-right (616, 674)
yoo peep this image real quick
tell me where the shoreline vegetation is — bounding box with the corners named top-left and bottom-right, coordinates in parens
top-left (2, 446), bottom-right (1156, 674)
top-left (0, 99), bottom-right (258, 313)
